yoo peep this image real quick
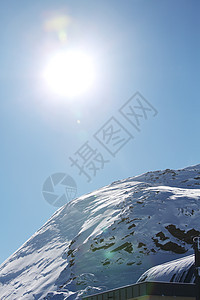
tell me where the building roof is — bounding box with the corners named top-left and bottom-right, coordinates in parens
top-left (82, 281), bottom-right (195, 299)
top-left (137, 254), bottom-right (195, 283)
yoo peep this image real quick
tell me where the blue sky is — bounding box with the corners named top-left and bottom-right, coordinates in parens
top-left (0, 0), bottom-right (199, 264)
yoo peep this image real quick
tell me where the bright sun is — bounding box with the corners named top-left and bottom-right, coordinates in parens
top-left (43, 50), bottom-right (95, 98)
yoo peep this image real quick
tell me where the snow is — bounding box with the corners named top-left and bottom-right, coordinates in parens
top-left (137, 254), bottom-right (195, 283)
top-left (0, 164), bottom-right (200, 299)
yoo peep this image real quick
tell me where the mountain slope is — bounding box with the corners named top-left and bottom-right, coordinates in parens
top-left (0, 165), bottom-right (200, 299)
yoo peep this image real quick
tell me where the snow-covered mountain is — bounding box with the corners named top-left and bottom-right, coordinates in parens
top-left (0, 165), bottom-right (200, 299)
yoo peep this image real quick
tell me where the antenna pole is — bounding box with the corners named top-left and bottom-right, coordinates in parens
top-left (193, 237), bottom-right (200, 300)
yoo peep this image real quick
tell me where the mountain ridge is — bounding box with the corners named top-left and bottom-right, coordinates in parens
top-left (0, 164), bottom-right (200, 299)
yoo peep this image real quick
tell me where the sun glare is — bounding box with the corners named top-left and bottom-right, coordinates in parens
top-left (43, 50), bottom-right (95, 97)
